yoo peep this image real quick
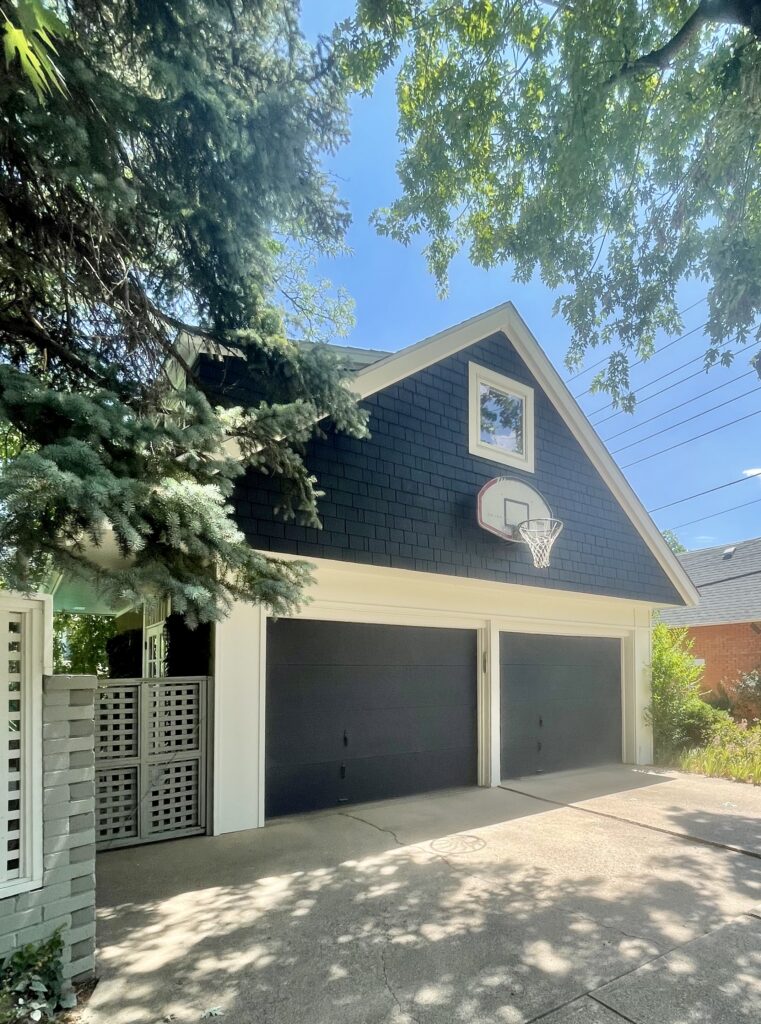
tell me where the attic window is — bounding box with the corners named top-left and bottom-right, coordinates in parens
top-left (468, 363), bottom-right (535, 472)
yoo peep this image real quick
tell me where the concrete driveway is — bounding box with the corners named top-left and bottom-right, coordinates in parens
top-left (82, 767), bottom-right (761, 1024)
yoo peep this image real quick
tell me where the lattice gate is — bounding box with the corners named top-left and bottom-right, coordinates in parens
top-left (94, 677), bottom-right (210, 850)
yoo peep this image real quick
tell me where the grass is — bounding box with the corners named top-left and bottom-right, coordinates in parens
top-left (679, 721), bottom-right (761, 785)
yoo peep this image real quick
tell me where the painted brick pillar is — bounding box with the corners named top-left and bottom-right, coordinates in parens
top-left (0, 674), bottom-right (97, 983)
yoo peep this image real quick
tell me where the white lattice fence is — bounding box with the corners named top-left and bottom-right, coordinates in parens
top-left (95, 677), bottom-right (209, 850)
top-left (2, 611), bottom-right (23, 884)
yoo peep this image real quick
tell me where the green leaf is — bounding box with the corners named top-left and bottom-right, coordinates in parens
top-left (2, 1), bottom-right (67, 101)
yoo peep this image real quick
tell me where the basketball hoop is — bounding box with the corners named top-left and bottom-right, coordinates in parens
top-left (518, 518), bottom-right (564, 569)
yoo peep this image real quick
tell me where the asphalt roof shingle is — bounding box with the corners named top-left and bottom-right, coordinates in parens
top-left (660, 536), bottom-right (761, 627)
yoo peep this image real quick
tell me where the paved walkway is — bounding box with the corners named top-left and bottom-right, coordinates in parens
top-left (82, 767), bottom-right (761, 1023)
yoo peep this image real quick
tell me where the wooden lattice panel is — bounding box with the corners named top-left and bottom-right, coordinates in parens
top-left (3, 614), bottom-right (23, 881)
top-left (96, 685), bottom-right (139, 761)
top-left (96, 767), bottom-right (138, 844)
top-left (147, 682), bottom-right (201, 755)
top-left (147, 760), bottom-right (199, 834)
top-left (94, 676), bottom-right (208, 849)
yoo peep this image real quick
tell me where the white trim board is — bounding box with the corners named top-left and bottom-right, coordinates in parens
top-left (353, 302), bottom-right (699, 609)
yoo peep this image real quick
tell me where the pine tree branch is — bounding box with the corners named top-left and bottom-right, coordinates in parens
top-left (0, 313), bottom-right (104, 383)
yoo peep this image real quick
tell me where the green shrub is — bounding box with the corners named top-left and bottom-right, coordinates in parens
top-left (719, 668), bottom-right (761, 723)
top-left (0, 929), bottom-right (75, 1022)
top-left (680, 720), bottom-right (761, 785)
top-left (649, 622), bottom-right (729, 762)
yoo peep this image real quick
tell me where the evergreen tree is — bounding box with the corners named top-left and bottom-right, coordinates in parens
top-left (0, 1), bottom-right (367, 624)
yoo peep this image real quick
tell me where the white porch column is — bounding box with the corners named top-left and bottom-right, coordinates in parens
top-left (622, 609), bottom-right (654, 765)
top-left (477, 621), bottom-right (502, 786)
top-left (212, 601), bottom-right (266, 834)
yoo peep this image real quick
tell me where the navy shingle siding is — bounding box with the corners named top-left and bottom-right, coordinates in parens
top-left (205, 331), bottom-right (684, 605)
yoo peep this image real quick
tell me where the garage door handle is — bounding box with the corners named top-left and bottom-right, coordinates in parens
top-left (538, 716), bottom-right (543, 727)
top-left (340, 762), bottom-right (346, 779)
top-left (343, 729), bottom-right (349, 747)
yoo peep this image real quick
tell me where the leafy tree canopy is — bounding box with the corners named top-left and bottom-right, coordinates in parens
top-left (0, 0), bottom-right (366, 625)
top-left (53, 611), bottom-right (114, 676)
top-left (650, 620), bottom-right (725, 760)
top-left (662, 528), bottom-right (688, 553)
top-left (340, 0), bottom-right (761, 406)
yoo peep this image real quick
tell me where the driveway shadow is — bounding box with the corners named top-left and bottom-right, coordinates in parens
top-left (85, 784), bottom-right (761, 1024)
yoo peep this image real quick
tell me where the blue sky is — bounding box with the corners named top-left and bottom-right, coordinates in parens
top-left (301, 3), bottom-right (761, 552)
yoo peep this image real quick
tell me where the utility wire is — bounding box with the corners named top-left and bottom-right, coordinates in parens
top-left (603, 369), bottom-right (757, 442)
top-left (592, 339), bottom-right (761, 427)
top-left (609, 383), bottom-right (761, 455)
top-left (575, 321), bottom-right (709, 401)
top-left (621, 408), bottom-right (761, 469)
top-left (587, 331), bottom-right (729, 416)
top-left (667, 495), bottom-right (761, 532)
top-left (565, 295), bottom-right (708, 383)
top-left (649, 473), bottom-right (761, 513)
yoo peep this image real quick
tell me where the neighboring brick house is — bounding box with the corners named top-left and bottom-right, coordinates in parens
top-left (660, 537), bottom-right (761, 696)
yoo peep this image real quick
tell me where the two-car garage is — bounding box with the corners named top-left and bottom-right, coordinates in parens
top-left (265, 618), bottom-right (623, 819)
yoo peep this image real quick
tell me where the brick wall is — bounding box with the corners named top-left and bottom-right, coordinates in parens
top-left (0, 674), bottom-right (96, 985)
top-left (689, 622), bottom-right (761, 695)
top-left (203, 332), bottom-right (684, 605)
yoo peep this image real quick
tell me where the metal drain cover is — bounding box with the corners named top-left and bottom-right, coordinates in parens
top-left (429, 834), bottom-right (486, 855)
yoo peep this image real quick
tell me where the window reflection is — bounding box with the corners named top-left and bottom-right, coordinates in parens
top-left (479, 383), bottom-right (524, 455)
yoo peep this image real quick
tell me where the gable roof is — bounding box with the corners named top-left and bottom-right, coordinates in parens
top-left (660, 536), bottom-right (761, 627)
top-left (351, 302), bottom-right (698, 608)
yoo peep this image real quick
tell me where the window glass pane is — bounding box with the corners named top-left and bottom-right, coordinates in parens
top-left (479, 383), bottom-right (524, 455)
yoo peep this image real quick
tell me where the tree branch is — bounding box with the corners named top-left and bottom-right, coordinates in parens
top-left (606, 0), bottom-right (760, 85)
top-left (0, 314), bottom-right (104, 383)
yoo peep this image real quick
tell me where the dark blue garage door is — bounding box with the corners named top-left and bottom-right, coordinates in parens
top-left (266, 620), bottom-right (478, 817)
top-left (501, 633), bottom-right (622, 778)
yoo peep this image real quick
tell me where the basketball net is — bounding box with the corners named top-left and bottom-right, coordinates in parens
top-left (518, 518), bottom-right (563, 569)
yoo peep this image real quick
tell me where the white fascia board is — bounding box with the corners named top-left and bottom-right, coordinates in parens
top-left (268, 552), bottom-right (686, 623)
top-left (352, 302), bottom-right (699, 609)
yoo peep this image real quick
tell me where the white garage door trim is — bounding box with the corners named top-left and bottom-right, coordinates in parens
top-left (212, 556), bottom-right (653, 835)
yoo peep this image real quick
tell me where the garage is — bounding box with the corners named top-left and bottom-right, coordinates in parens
top-left (266, 619), bottom-right (478, 817)
top-left (501, 633), bottom-right (622, 778)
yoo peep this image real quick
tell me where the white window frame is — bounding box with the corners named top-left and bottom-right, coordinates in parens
top-left (468, 362), bottom-right (535, 472)
top-left (142, 598), bottom-right (170, 678)
top-left (143, 622), bottom-right (167, 678)
top-left (0, 593), bottom-right (49, 899)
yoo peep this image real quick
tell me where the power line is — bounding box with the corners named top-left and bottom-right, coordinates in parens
top-left (621, 408), bottom-right (761, 469)
top-left (591, 339), bottom-right (761, 427)
top-left (649, 473), bottom-right (761, 513)
top-left (667, 495), bottom-right (761, 532)
top-left (609, 383), bottom-right (761, 455)
top-left (565, 295), bottom-right (708, 383)
top-left (587, 330), bottom-right (723, 414)
top-left (594, 366), bottom-right (724, 427)
top-left (575, 321), bottom-right (709, 401)
top-left (602, 369), bottom-right (757, 442)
